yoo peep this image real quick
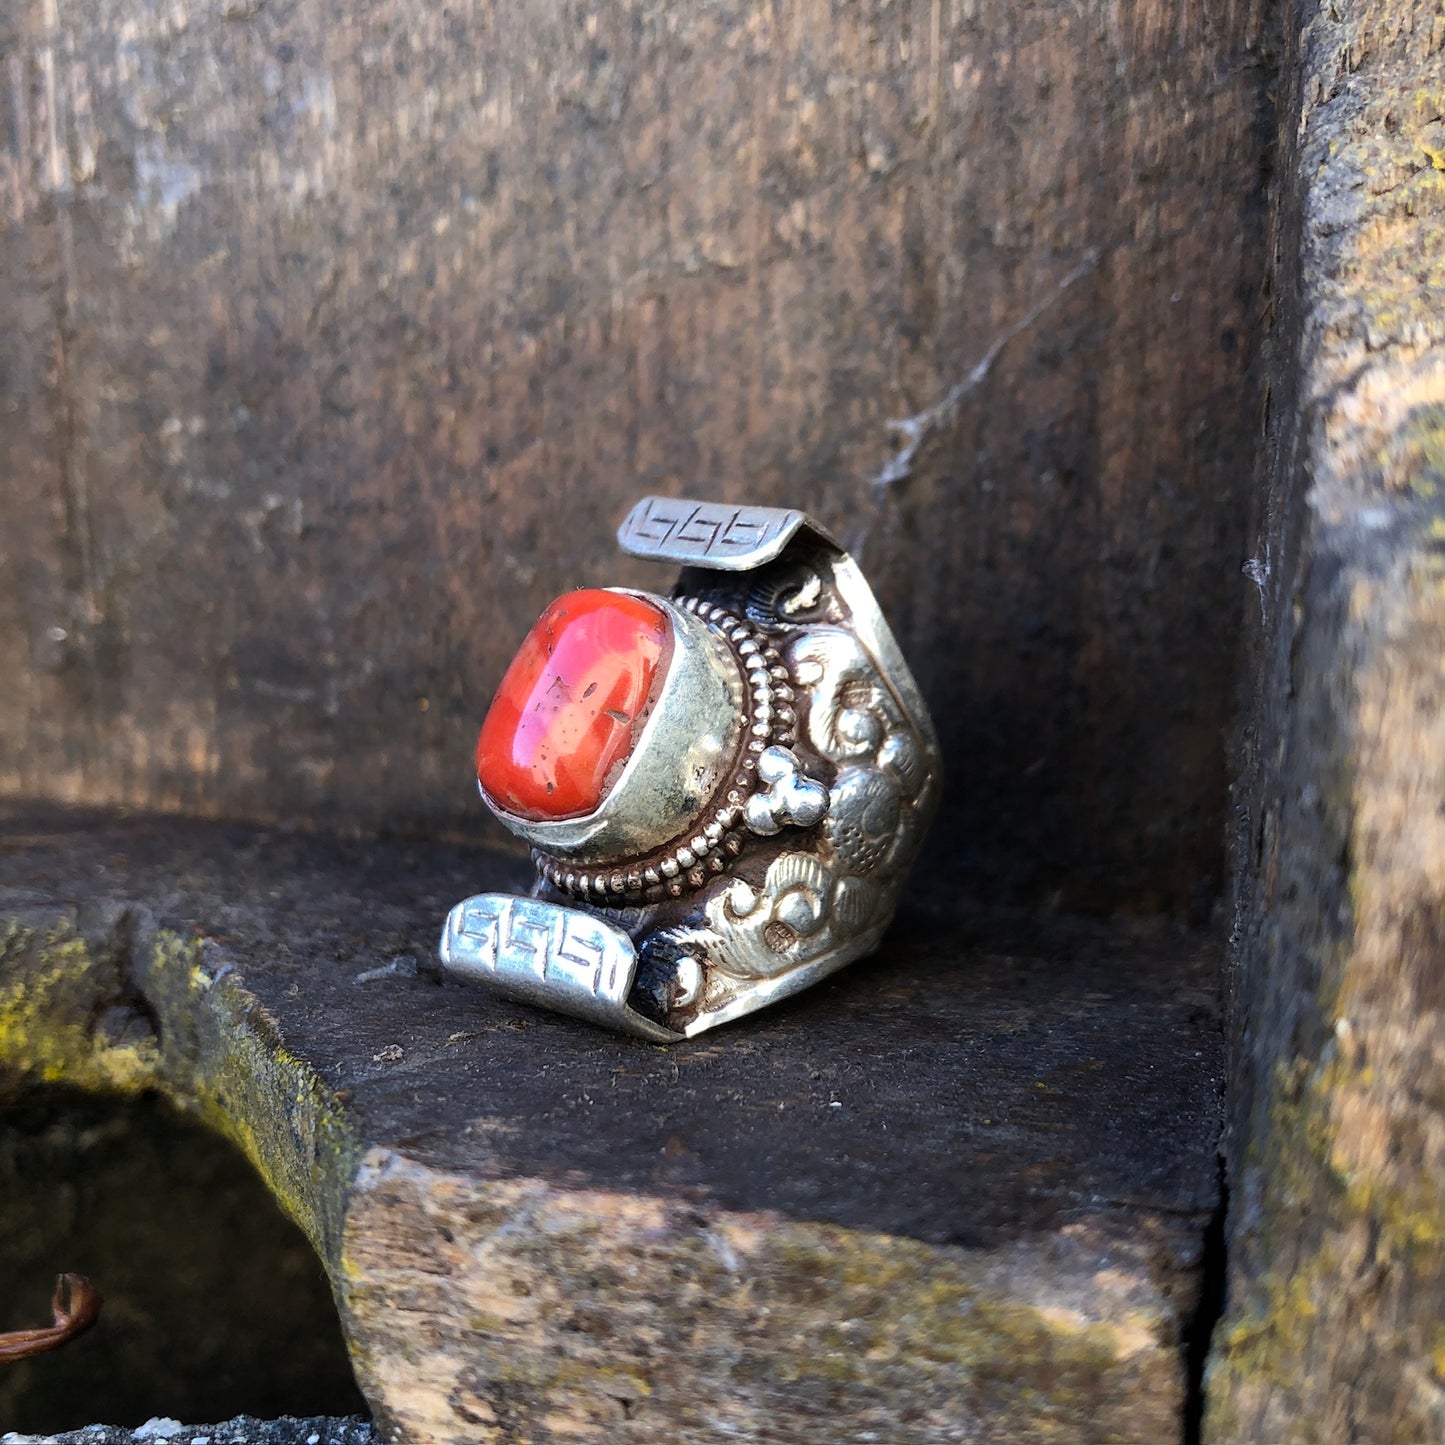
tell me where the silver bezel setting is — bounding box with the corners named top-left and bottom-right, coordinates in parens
top-left (477, 593), bottom-right (744, 861)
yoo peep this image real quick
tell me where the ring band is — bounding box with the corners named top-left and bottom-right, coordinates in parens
top-left (440, 497), bottom-right (941, 1040)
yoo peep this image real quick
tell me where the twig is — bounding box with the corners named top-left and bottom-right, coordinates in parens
top-left (0, 1274), bottom-right (102, 1362)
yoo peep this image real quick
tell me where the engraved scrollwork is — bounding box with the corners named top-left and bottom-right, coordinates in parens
top-left (790, 629), bottom-right (910, 767)
top-left (832, 874), bottom-right (882, 932)
top-left (744, 564), bottom-right (826, 631)
top-left (658, 851), bottom-right (841, 982)
top-left (824, 767), bottom-right (901, 874)
top-left (658, 625), bottom-right (933, 993)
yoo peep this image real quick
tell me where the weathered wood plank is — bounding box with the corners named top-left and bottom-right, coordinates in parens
top-left (0, 803), bottom-right (1223, 1442)
top-left (0, 0), bottom-right (1274, 912)
top-left (1207, 0), bottom-right (1445, 1437)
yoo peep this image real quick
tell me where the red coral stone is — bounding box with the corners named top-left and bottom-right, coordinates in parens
top-left (476, 589), bottom-right (671, 822)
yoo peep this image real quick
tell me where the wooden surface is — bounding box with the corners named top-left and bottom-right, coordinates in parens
top-left (1206, 0), bottom-right (1445, 1438)
top-left (0, 803), bottom-right (1223, 1443)
top-left (0, 0), bottom-right (1274, 913)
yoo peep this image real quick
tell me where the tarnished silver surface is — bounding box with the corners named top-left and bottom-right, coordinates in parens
top-left (442, 498), bottom-right (940, 1040)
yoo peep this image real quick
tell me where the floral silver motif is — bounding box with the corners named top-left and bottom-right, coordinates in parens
top-left (743, 746), bottom-right (829, 836)
top-left (671, 627), bottom-right (933, 996)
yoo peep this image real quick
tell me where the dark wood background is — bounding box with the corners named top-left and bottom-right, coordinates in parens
top-left (0, 0), bottom-right (1273, 914)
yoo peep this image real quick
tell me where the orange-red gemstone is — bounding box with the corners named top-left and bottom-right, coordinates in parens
top-left (476, 589), bottom-right (671, 822)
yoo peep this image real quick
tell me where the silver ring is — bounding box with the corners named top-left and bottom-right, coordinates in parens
top-left (439, 497), bottom-right (941, 1041)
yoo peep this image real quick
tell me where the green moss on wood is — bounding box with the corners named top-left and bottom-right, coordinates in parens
top-left (0, 911), bottom-right (360, 1269)
top-left (1208, 1028), bottom-right (1445, 1438)
top-left (0, 917), bottom-right (162, 1094)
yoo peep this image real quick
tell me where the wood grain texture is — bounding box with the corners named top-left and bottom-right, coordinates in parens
top-left (1207, 0), bottom-right (1445, 1437)
top-left (0, 0), bottom-right (1274, 912)
top-left (0, 803), bottom-right (1224, 1442)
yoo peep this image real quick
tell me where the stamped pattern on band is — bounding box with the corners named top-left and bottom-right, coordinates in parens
top-left (445, 895), bottom-right (633, 1004)
top-left (618, 497), bottom-right (804, 570)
